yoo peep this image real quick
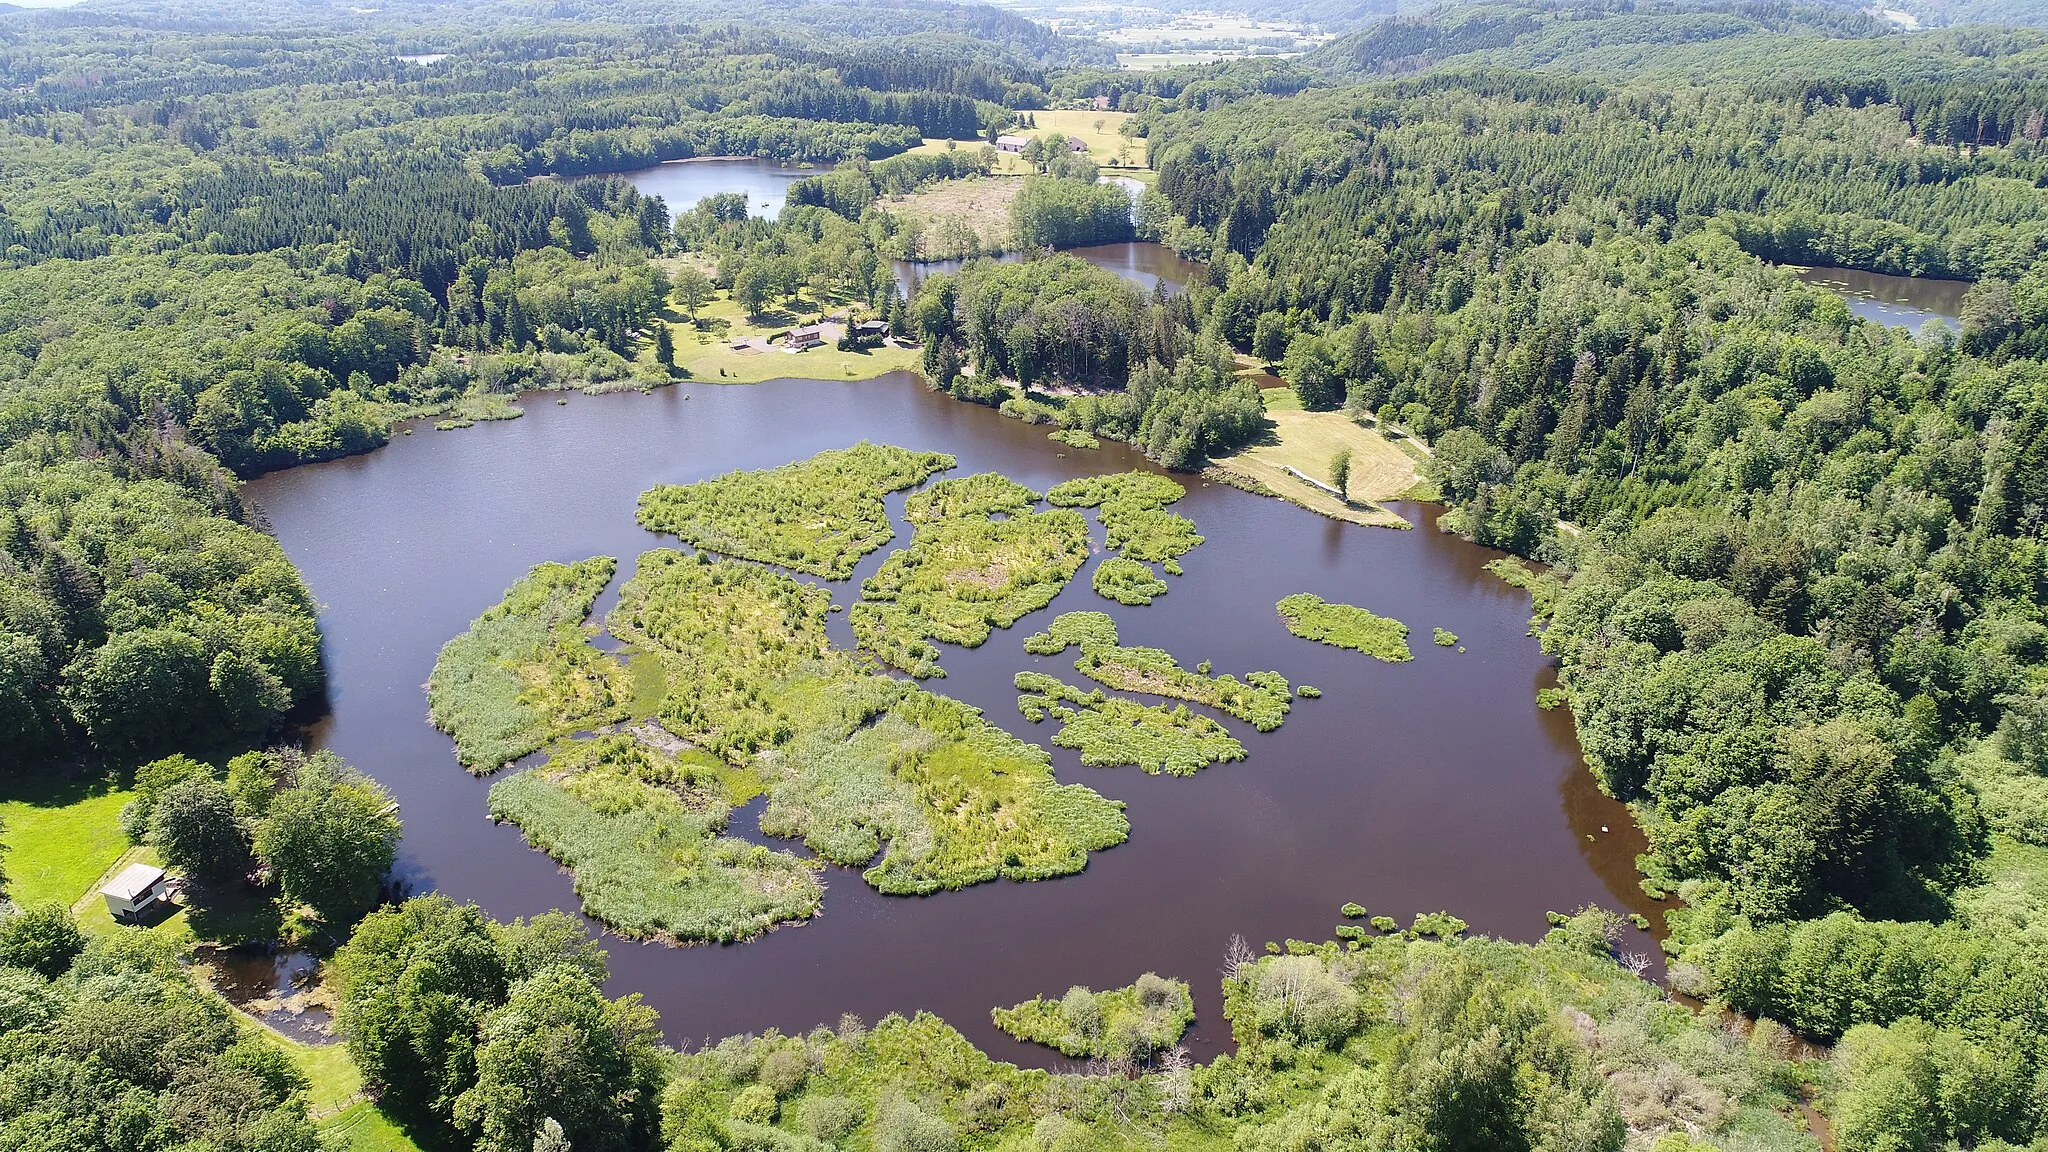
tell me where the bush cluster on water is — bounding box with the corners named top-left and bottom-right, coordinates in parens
top-left (487, 734), bottom-right (821, 944)
top-left (852, 473), bottom-right (1090, 678)
top-left (992, 972), bottom-right (1196, 1061)
top-left (1046, 471), bottom-right (1205, 565)
top-left (1015, 671), bottom-right (1246, 775)
top-left (426, 557), bottom-right (625, 773)
top-left (1025, 611), bottom-right (1294, 731)
top-left (1277, 592), bottom-right (1414, 663)
top-left (1091, 555), bottom-right (1169, 605)
top-left (635, 443), bottom-right (954, 579)
top-left (609, 549), bottom-right (1128, 895)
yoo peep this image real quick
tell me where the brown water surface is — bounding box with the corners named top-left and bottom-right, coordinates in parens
top-left (1791, 265), bottom-right (1970, 331)
top-left (246, 373), bottom-right (1658, 1063)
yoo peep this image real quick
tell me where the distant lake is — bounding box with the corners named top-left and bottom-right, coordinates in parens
top-left (620, 157), bottom-right (832, 222)
top-left (1793, 265), bottom-right (1971, 331)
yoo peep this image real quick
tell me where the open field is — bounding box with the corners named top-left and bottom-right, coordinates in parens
top-left (884, 174), bottom-right (1023, 256)
top-left (665, 291), bottom-right (919, 384)
top-left (1023, 109), bottom-right (1148, 170)
top-left (907, 110), bottom-right (1148, 173)
top-left (1210, 387), bottom-right (1428, 529)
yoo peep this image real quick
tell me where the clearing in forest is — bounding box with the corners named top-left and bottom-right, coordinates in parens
top-left (1210, 386), bottom-right (1427, 530)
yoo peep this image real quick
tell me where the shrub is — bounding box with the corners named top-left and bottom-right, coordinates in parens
top-left (1276, 593), bottom-right (1412, 662)
top-left (0, 905), bottom-right (83, 978)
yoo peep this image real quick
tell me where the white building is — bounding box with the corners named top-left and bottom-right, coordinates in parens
top-left (100, 863), bottom-right (168, 919)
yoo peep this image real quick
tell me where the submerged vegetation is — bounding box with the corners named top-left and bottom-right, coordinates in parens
top-left (426, 558), bottom-right (626, 773)
top-left (1276, 593), bottom-right (1415, 663)
top-left (1025, 611), bottom-right (1294, 731)
top-left (1091, 555), bottom-right (1170, 605)
top-left (991, 973), bottom-right (1196, 1060)
top-left (636, 444), bottom-right (954, 579)
top-left (1016, 671), bottom-right (1245, 776)
top-left (852, 474), bottom-right (1089, 678)
top-left (487, 735), bottom-right (820, 944)
top-left (611, 549), bottom-right (1128, 895)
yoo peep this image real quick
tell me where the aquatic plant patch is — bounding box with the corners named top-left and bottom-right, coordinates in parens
top-left (853, 476), bottom-right (1090, 677)
top-left (636, 442), bottom-right (954, 578)
top-left (1047, 471), bottom-right (1204, 565)
top-left (1024, 611), bottom-right (1293, 731)
top-left (608, 551), bottom-right (1128, 895)
top-left (426, 557), bottom-right (630, 773)
top-left (904, 472), bottom-right (1036, 523)
top-left (992, 973), bottom-right (1195, 1060)
top-left (487, 735), bottom-right (820, 943)
top-left (1276, 593), bottom-right (1413, 662)
top-left (1091, 556), bottom-right (1168, 606)
top-left (1015, 672), bottom-right (1244, 776)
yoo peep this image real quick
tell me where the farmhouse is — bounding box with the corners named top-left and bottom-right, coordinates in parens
top-left (100, 862), bottom-right (169, 919)
top-left (995, 134), bottom-right (1029, 153)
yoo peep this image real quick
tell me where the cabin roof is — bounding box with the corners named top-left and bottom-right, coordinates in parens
top-left (102, 863), bottom-right (166, 901)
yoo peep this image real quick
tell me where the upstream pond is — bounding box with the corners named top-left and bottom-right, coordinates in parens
top-left (247, 371), bottom-right (1663, 1063)
top-left (1791, 265), bottom-right (1970, 331)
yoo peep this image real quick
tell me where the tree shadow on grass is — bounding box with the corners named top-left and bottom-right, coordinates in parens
top-left (0, 766), bottom-right (125, 810)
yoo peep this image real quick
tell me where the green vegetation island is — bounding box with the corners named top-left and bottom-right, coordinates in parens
top-left (7, 0), bottom-right (2048, 1148)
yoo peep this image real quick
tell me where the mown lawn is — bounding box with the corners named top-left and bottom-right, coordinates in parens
top-left (0, 775), bottom-right (133, 908)
top-left (666, 292), bottom-right (918, 385)
top-left (320, 1101), bottom-right (427, 1152)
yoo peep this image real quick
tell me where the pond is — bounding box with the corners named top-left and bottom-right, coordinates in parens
top-left (247, 372), bottom-right (1662, 1064)
top-left (193, 945), bottom-right (336, 1045)
top-left (892, 242), bottom-right (1204, 299)
top-left (621, 157), bottom-right (832, 222)
top-left (1793, 265), bottom-right (1971, 332)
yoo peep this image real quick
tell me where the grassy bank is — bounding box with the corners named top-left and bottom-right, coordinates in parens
top-left (671, 291), bottom-right (921, 384)
top-left (661, 916), bottom-right (1819, 1152)
top-left (0, 775), bottom-right (133, 908)
top-left (1208, 386), bottom-right (1425, 530)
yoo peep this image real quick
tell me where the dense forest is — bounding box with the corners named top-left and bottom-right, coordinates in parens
top-left (6, 0), bottom-right (2048, 1148)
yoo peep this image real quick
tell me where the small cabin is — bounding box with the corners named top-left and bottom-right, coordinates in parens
top-left (101, 863), bottom-right (168, 919)
top-left (787, 325), bottom-right (826, 351)
top-left (854, 319), bottom-right (890, 337)
top-left (995, 134), bottom-right (1029, 153)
